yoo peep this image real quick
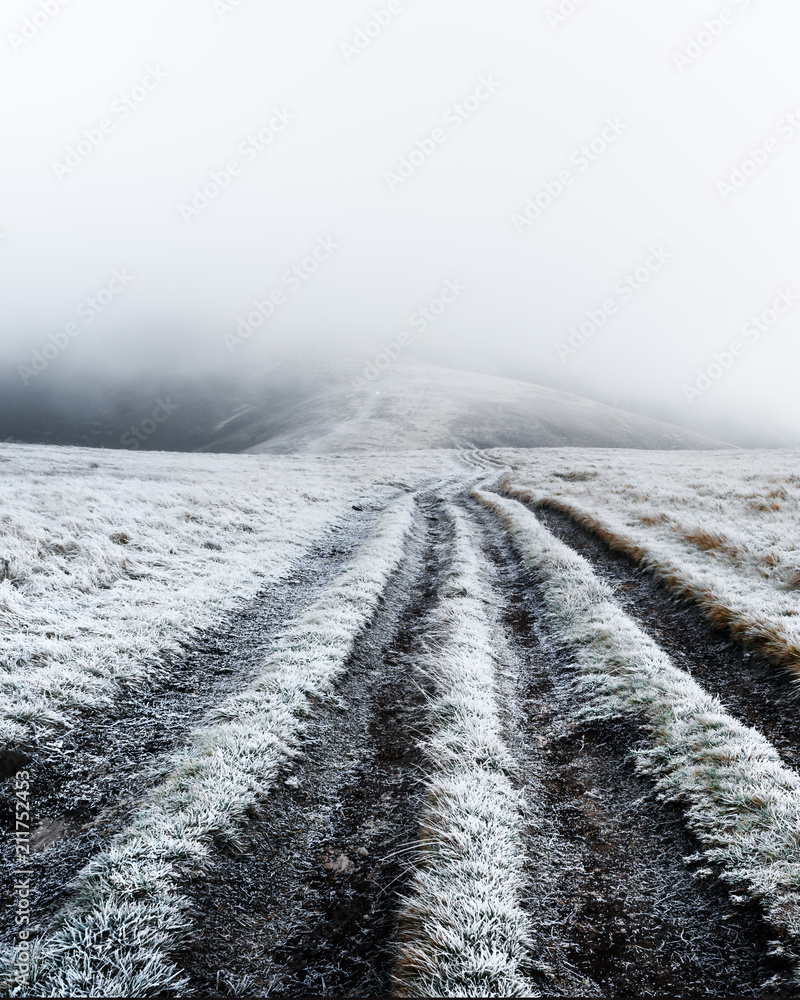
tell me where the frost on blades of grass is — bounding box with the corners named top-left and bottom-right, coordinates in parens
top-left (0, 443), bottom-right (446, 748)
top-left (489, 447), bottom-right (800, 677)
top-left (0, 496), bottom-right (416, 999)
top-left (393, 504), bottom-right (534, 999)
top-left (478, 490), bottom-right (800, 975)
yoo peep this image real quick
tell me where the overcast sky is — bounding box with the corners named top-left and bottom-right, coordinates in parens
top-left (2, 0), bottom-right (799, 445)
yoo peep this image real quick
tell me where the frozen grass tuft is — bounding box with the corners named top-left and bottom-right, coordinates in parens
top-left (478, 490), bottom-right (800, 976)
top-left (0, 496), bottom-right (416, 998)
top-left (489, 447), bottom-right (800, 677)
top-left (393, 504), bottom-right (535, 998)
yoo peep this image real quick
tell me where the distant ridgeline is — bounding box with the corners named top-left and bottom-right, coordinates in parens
top-left (0, 372), bottom-right (281, 453)
top-left (0, 359), bottom-right (732, 454)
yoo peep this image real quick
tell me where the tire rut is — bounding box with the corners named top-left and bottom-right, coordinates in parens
top-left (531, 501), bottom-right (800, 769)
top-left (175, 493), bottom-right (450, 998)
top-left (466, 498), bottom-right (793, 997)
top-left (0, 506), bottom-right (381, 949)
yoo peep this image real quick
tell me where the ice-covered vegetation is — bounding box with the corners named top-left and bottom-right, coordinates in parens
top-left (490, 448), bottom-right (800, 675)
top-left (1, 496), bottom-right (416, 997)
top-left (394, 505), bottom-right (533, 998)
top-left (0, 444), bottom-right (450, 748)
top-left (479, 489), bottom-right (800, 970)
top-left (6, 439), bottom-right (800, 996)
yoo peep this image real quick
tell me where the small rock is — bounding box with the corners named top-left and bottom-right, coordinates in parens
top-left (324, 853), bottom-right (351, 872)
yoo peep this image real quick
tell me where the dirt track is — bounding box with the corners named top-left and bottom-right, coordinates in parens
top-left (0, 507), bottom-right (376, 948)
top-left (469, 497), bottom-right (790, 997)
top-left (174, 492), bottom-right (795, 996)
top-left (534, 501), bottom-right (800, 770)
top-left (3, 477), bottom-right (798, 997)
top-left (177, 494), bottom-right (446, 997)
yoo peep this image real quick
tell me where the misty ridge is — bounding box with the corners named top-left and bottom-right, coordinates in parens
top-left (0, 357), bottom-right (738, 455)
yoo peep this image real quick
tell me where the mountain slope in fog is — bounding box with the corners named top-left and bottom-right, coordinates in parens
top-left (224, 359), bottom-right (731, 454)
top-left (0, 359), bottom-right (731, 453)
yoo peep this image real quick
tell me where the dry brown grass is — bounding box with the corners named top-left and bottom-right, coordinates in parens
top-left (748, 499), bottom-right (781, 513)
top-left (501, 483), bottom-right (800, 682)
top-left (679, 529), bottom-right (729, 553)
top-left (768, 487), bottom-right (789, 500)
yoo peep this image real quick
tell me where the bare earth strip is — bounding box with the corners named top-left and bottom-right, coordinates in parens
top-left (477, 490), bottom-right (800, 993)
top-left (0, 449), bottom-right (362, 750)
top-left (467, 497), bottom-right (787, 996)
top-left (494, 468), bottom-right (800, 679)
top-left (175, 492), bottom-right (447, 997)
top-left (0, 505), bottom-right (381, 954)
top-left (0, 496), bottom-right (416, 997)
top-left (0, 444), bottom-right (456, 751)
top-left (531, 501), bottom-right (800, 769)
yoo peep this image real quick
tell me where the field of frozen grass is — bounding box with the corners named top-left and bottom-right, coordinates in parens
top-left (5, 441), bottom-right (800, 997)
top-left (490, 448), bottom-right (800, 674)
top-left (0, 443), bottom-right (455, 749)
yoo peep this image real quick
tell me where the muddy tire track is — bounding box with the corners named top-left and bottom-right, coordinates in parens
top-left (175, 494), bottom-right (449, 998)
top-left (467, 499), bottom-right (793, 997)
top-left (0, 507), bottom-right (381, 948)
top-left (530, 502), bottom-right (800, 769)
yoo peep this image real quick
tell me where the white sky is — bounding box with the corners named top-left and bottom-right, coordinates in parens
top-left (1, 0), bottom-right (799, 445)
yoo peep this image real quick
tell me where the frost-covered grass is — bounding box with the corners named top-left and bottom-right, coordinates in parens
top-left (478, 490), bottom-right (800, 971)
top-left (0, 443), bottom-right (452, 748)
top-left (393, 505), bottom-right (534, 999)
top-left (488, 448), bottom-right (800, 676)
top-left (0, 496), bottom-right (416, 998)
